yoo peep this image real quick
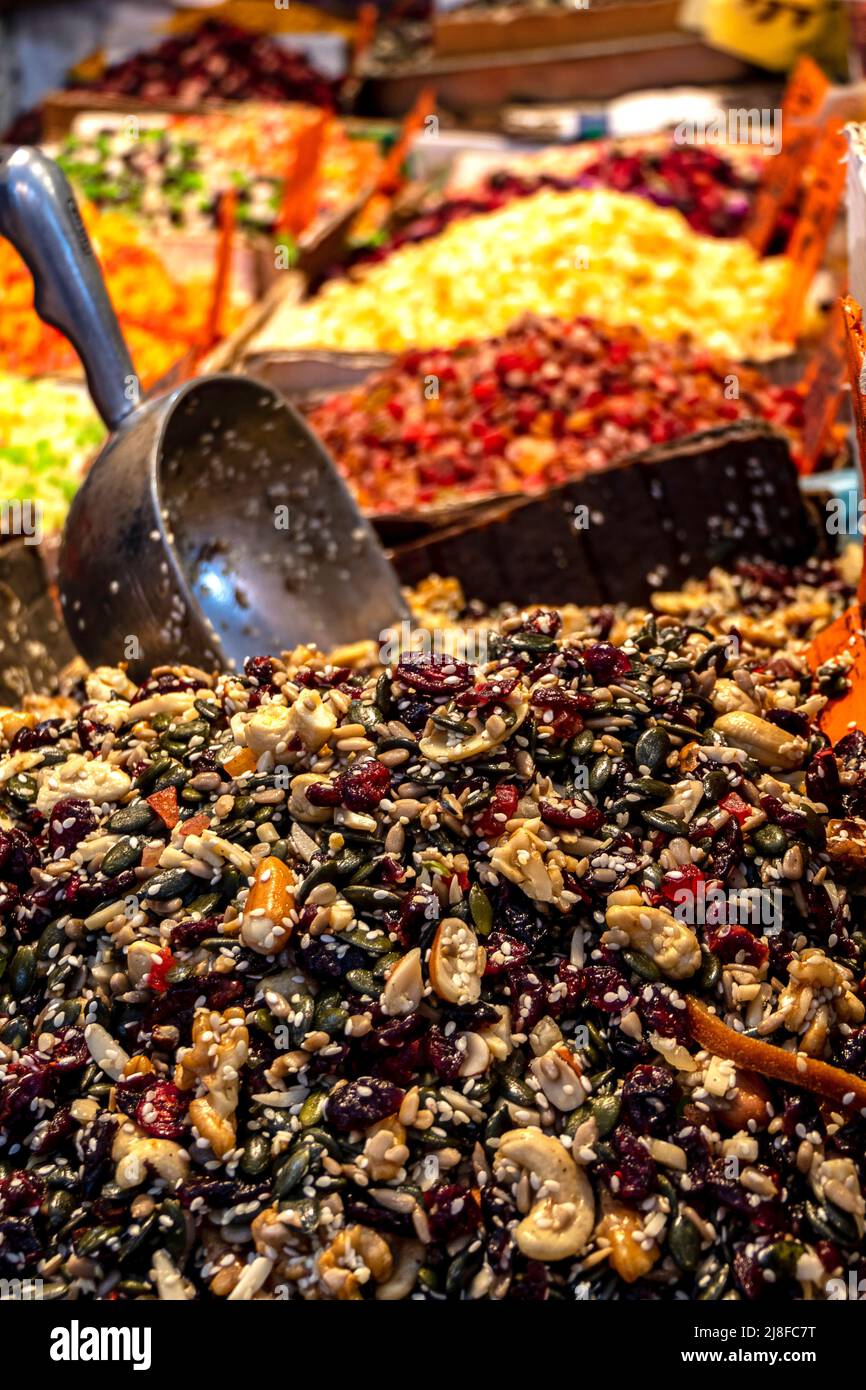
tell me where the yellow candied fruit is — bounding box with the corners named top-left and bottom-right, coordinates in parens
top-left (254, 188), bottom-right (795, 362)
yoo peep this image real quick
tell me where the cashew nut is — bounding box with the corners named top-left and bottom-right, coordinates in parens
top-left (495, 1127), bottom-right (594, 1261)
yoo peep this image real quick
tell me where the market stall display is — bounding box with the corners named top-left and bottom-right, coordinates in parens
top-left (0, 0), bottom-right (861, 1319)
top-left (0, 202), bottom-right (242, 386)
top-left (0, 376), bottom-right (103, 536)
top-left (251, 189), bottom-right (796, 360)
top-left (66, 20), bottom-right (338, 111)
top-left (55, 109), bottom-right (382, 239)
top-left (307, 315), bottom-right (808, 516)
top-left (346, 137), bottom-right (775, 273)
top-left (0, 552), bottom-right (863, 1301)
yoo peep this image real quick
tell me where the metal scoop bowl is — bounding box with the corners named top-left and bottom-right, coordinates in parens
top-left (0, 145), bottom-right (408, 678)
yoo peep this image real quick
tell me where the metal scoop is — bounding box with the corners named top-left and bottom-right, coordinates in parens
top-left (0, 145), bottom-right (408, 677)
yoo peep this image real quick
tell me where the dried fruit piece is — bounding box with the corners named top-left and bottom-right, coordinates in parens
top-left (240, 856), bottom-right (296, 955)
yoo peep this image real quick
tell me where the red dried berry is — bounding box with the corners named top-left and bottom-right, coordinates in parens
top-left (473, 783), bottom-right (519, 840)
top-left (538, 798), bottom-right (603, 832)
top-left (583, 643), bottom-right (631, 683)
top-left (395, 654), bottom-right (474, 696)
top-left (341, 758), bottom-right (391, 812)
top-left (135, 1080), bottom-right (187, 1140)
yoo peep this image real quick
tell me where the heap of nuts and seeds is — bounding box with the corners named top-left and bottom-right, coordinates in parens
top-left (2, 555), bottom-right (866, 1301)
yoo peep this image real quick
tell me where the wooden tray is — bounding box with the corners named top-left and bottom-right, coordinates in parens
top-left (433, 1), bottom-right (683, 57)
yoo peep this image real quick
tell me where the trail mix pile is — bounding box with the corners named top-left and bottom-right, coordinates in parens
top-left (3, 559), bottom-right (866, 1300)
top-left (308, 315), bottom-right (806, 515)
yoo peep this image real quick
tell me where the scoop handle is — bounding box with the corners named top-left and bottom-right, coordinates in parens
top-left (0, 145), bottom-right (137, 430)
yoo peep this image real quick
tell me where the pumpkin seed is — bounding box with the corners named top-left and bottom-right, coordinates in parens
top-left (101, 836), bottom-right (142, 877)
top-left (635, 727), bottom-right (670, 774)
top-left (752, 824), bottom-right (788, 858)
top-left (35, 921), bottom-right (67, 961)
top-left (342, 884), bottom-right (402, 912)
top-left (641, 808), bottom-right (685, 836)
top-left (9, 945), bottom-right (36, 998)
top-left (669, 1212), bottom-right (701, 1271)
top-left (469, 884), bottom-right (493, 936)
top-left (273, 1144), bottom-right (313, 1198)
top-left (696, 1262), bottom-right (730, 1301)
top-left (241, 1134), bottom-right (271, 1178)
top-left (588, 754), bottom-right (611, 794)
top-left (145, 868), bottom-right (195, 901)
top-left (6, 772), bottom-right (36, 803)
top-left (299, 1091), bottom-right (328, 1129)
top-left (345, 968), bottom-right (377, 996)
top-left (621, 948), bottom-right (660, 982)
top-left (590, 1093), bottom-right (621, 1138)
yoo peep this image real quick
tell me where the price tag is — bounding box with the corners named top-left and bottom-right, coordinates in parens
top-left (775, 120), bottom-right (847, 341)
top-left (799, 298), bottom-right (848, 473)
top-left (278, 110), bottom-right (329, 239)
top-left (203, 186), bottom-right (236, 353)
top-left (746, 55), bottom-right (829, 255)
top-left (843, 296), bottom-right (866, 506)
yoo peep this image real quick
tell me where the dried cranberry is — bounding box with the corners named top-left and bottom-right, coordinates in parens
top-left (473, 783), bottom-right (519, 839)
top-left (47, 797), bottom-right (98, 857)
top-left (584, 643), bottom-right (631, 682)
top-left (10, 718), bottom-right (63, 752)
top-left (708, 816), bottom-right (743, 881)
top-left (341, 758), bottom-right (391, 812)
top-left (611, 1125), bottom-right (656, 1200)
top-left (425, 1026), bottom-right (463, 1080)
top-left (0, 827), bottom-right (37, 885)
top-left (136, 1080), bottom-right (187, 1139)
top-left (395, 654), bottom-right (473, 696)
top-left (77, 713), bottom-right (110, 753)
top-left (114, 1072), bottom-right (153, 1119)
top-left (169, 915), bottom-right (224, 949)
top-left (531, 687), bottom-right (592, 739)
top-left (393, 888), bottom-right (439, 948)
top-left (424, 1182), bottom-right (480, 1242)
top-left (707, 924), bottom-right (768, 968)
top-left (765, 709), bottom-right (810, 741)
top-left (49, 1026), bottom-right (89, 1072)
top-left (837, 1026), bottom-right (866, 1077)
top-left (179, 1176), bottom-right (269, 1210)
top-left (621, 1064), bottom-right (679, 1135)
top-left (548, 961), bottom-right (584, 1016)
top-left (80, 1113), bottom-right (117, 1199)
top-left (636, 985), bottom-right (690, 1043)
top-left (507, 967), bottom-right (548, 1031)
top-left (305, 780), bottom-right (343, 807)
top-left (0, 1171), bottom-right (43, 1216)
top-left (538, 798), bottom-right (603, 832)
top-left (0, 1214), bottom-right (41, 1264)
top-left (326, 1077), bottom-right (404, 1132)
top-left (835, 730), bottom-right (866, 768)
top-left (132, 673), bottom-right (198, 702)
top-left (484, 932), bottom-right (531, 975)
top-left (805, 747), bottom-right (841, 808)
top-left (0, 1068), bottom-right (51, 1128)
top-left (456, 675), bottom-right (519, 710)
top-left (30, 1104), bottom-right (75, 1156)
top-left (581, 964), bottom-right (635, 1014)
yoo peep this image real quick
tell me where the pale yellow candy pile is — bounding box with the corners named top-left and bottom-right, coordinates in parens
top-left (253, 188), bottom-right (794, 360)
